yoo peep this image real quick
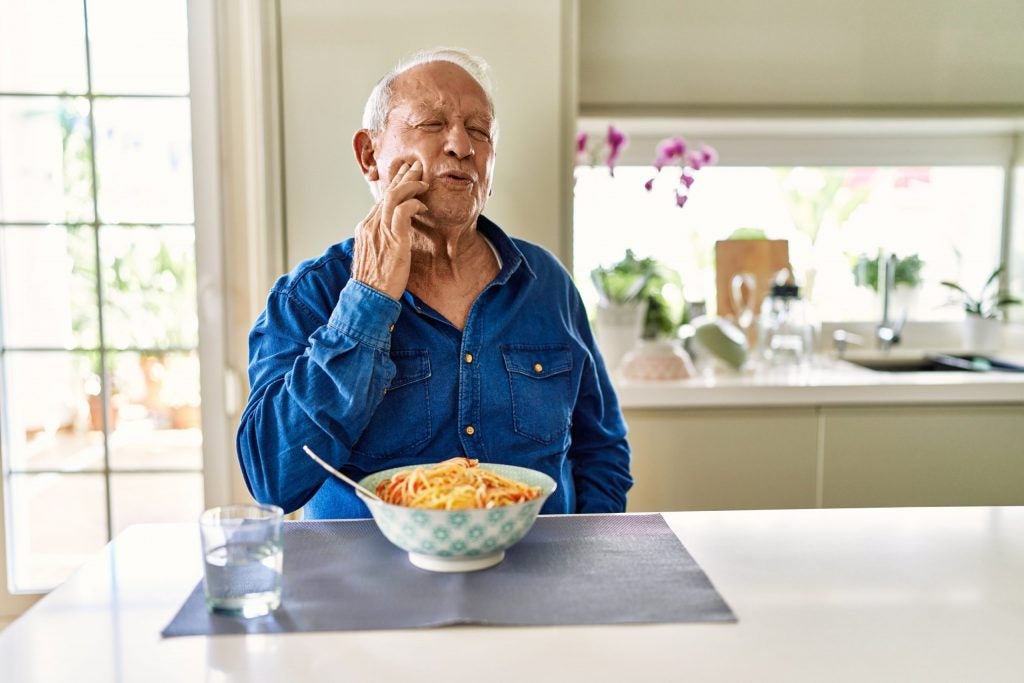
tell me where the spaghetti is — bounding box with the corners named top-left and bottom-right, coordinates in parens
top-left (375, 457), bottom-right (542, 510)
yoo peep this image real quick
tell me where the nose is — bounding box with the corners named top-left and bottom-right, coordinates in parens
top-left (443, 125), bottom-right (474, 159)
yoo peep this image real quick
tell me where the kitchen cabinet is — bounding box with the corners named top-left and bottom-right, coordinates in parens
top-left (821, 405), bottom-right (1024, 507)
top-left (624, 403), bottom-right (1024, 512)
top-left (624, 408), bottom-right (819, 512)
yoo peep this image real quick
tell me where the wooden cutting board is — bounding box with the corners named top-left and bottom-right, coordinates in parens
top-left (714, 239), bottom-right (790, 329)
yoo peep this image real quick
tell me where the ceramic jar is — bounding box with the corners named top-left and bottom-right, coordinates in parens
top-left (619, 340), bottom-right (696, 381)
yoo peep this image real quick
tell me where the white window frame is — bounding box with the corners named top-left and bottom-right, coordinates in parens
top-left (0, 0), bottom-right (203, 618)
top-left (186, 0), bottom-right (287, 509)
top-left (576, 115), bottom-right (1024, 320)
top-left (0, 0), bottom-right (288, 624)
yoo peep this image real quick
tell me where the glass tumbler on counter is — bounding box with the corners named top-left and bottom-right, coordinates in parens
top-left (199, 503), bottom-right (284, 618)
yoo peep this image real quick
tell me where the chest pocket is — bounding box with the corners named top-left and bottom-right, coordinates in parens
top-left (501, 344), bottom-right (574, 444)
top-left (352, 349), bottom-right (431, 459)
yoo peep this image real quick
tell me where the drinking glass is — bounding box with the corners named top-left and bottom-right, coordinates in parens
top-left (199, 503), bottom-right (283, 618)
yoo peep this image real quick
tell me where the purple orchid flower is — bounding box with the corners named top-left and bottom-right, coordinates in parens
top-left (653, 136), bottom-right (687, 170)
top-left (686, 144), bottom-right (718, 171)
top-left (575, 131), bottom-right (589, 164)
top-left (698, 144), bottom-right (718, 166)
top-left (605, 125), bottom-right (628, 174)
top-left (658, 136), bottom-right (687, 159)
top-left (642, 135), bottom-right (718, 208)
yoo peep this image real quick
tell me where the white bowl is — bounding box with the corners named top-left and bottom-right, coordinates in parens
top-left (356, 463), bottom-right (556, 572)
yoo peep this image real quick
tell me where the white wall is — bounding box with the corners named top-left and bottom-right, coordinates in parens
top-left (579, 0), bottom-right (1024, 112)
top-left (278, 0), bottom-right (575, 265)
top-left (276, 0), bottom-right (1024, 270)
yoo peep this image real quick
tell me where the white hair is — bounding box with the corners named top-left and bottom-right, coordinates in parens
top-left (361, 47), bottom-right (499, 144)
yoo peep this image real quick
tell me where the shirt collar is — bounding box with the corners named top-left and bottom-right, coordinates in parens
top-left (476, 214), bottom-right (537, 283)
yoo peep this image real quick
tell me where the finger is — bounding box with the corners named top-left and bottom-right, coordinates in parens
top-left (385, 169), bottom-right (429, 204)
top-left (390, 179), bottom-right (430, 203)
top-left (404, 159), bottom-right (423, 181)
top-left (353, 203), bottom-right (381, 256)
top-left (386, 160), bottom-right (413, 188)
top-left (392, 199), bottom-right (428, 227)
top-left (381, 179), bottom-right (428, 230)
top-left (355, 203), bottom-right (382, 239)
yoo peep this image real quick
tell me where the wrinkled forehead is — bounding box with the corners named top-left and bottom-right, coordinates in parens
top-left (388, 62), bottom-right (493, 120)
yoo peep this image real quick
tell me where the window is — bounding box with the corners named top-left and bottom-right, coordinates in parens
top-left (0, 0), bottom-right (201, 592)
top-left (574, 119), bottom-right (1020, 328)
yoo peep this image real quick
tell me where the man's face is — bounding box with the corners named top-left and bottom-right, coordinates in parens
top-left (370, 61), bottom-right (496, 228)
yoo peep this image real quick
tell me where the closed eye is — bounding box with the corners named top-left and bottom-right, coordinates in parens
top-left (417, 121), bottom-right (444, 132)
top-left (468, 127), bottom-right (491, 142)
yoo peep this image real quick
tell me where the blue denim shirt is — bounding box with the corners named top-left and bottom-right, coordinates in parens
top-left (237, 216), bottom-right (632, 519)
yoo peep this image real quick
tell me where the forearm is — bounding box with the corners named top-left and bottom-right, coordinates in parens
top-left (236, 280), bottom-right (401, 512)
top-left (569, 429), bottom-right (633, 513)
top-left (566, 293), bottom-right (633, 513)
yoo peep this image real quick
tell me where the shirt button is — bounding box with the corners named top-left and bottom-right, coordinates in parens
top-left (465, 353), bottom-right (474, 364)
top-left (389, 324), bottom-right (395, 333)
top-left (534, 363), bottom-right (543, 373)
top-left (464, 425), bottom-right (475, 436)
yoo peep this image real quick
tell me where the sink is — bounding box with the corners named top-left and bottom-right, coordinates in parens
top-left (846, 354), bottom-right (1024, 373)
top-left (848, 357), bottom-right (969, 372)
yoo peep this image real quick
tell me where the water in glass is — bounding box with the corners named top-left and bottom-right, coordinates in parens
top-left (200, 504), bottom-right (283, 618)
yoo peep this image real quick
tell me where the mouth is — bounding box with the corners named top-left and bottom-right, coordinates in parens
top-left (434, 170), bottom-right (475, 186)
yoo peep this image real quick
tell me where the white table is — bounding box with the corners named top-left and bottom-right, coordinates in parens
top-left (3, 507), bottom-right (1023, 682)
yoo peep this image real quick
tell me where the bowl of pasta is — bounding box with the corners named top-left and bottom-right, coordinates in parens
top-left (356, 457), bottom-right (556, 572)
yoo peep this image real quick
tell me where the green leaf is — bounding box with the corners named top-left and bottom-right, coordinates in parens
top-left (939, 281), bottom-right (972, 298)
top-left (942, 265), bottom-right (1021, 319)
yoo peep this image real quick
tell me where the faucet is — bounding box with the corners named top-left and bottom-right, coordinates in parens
top-left (832, 328), bottom-right (864, 359)
top-left (876, 253), bottom-right (905, 351)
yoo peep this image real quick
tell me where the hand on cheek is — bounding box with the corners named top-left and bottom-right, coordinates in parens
top-left (353, 160), bottom-right (430, 300)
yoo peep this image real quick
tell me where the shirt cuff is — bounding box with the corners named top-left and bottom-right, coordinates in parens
top-left (327, 279), bottom-right (402, 351)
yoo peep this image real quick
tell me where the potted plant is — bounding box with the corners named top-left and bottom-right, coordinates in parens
top-left (591, 251), bottom-right (693, 379)
top-left (591, 250), bottom-right (684, 339)
top-left (81, 351), bottom-right (120, 432)
top-left (940, 265), bottom-right (1022, 351)
top-left (853, 253), bottom-right (924, 292)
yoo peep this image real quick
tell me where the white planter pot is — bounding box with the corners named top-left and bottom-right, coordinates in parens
top-left (594, 300), bottom-right (648, 376)
top-left (962, 316), bottom-right (1002, 353)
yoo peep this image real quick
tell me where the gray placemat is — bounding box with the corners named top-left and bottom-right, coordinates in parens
top-left (162, 513), bottom-right (735, 637)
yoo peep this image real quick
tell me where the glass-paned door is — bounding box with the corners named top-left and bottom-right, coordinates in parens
top-left (0, 0), bottom-right (202, 594)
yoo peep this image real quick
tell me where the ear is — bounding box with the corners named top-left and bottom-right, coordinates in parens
top-left (353, 130), bottom-right (379, 181)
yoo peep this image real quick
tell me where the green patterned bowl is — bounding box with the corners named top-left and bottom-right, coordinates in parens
top-left (356, 463), bottom-right (556, 572)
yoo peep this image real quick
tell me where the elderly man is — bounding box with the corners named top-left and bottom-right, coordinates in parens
top-left (237, 48), bottom-right (631, 519)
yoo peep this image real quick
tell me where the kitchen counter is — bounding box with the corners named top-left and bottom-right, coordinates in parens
top-left (617, 351), bottom-right (1024, 408)
top-left (2, 507), bottom-right (1023, 682)
top-left (618, 347), bottom-right (1024, 512)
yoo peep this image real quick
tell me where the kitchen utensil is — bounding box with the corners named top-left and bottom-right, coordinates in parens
top-left (730, 272), bottom-right (757, 333)
top-left (715, 238), bottom-right (789, 332)
top-left (302, 445), bottom-right (382, 502)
